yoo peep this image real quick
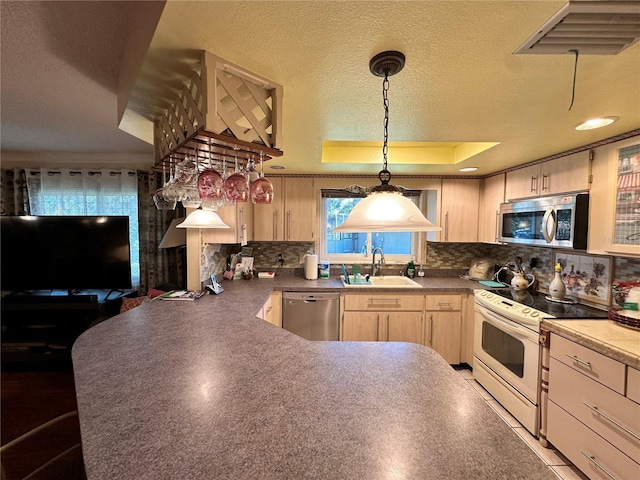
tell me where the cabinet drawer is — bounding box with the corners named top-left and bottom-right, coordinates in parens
top-left (628, 367), bottom-right (640, 405)
top-left (344, 294), bottom-right (424, 311)
top-left (425, 294), bottom-right (461, 311)
top-left (548, 400), bottom-right (640, 480)
top-left (551, 334), bottom-right (626, 394)
top-left (549, 357), bottom-right (640, 458)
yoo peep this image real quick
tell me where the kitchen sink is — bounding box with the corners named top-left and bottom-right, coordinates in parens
top-left (340, 275), bottom-right (422, 288)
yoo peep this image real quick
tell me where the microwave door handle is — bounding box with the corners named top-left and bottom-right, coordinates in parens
top-left (542, 207), bottom-right (557, 243)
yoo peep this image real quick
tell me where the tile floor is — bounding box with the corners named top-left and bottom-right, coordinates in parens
top-left (456, 367), bottom-right (588, 480)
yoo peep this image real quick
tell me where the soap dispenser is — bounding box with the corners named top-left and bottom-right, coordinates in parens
top-left (406, 260), bottom-right (416, 278)
top-left (549, 263), bottom-right (566, 300)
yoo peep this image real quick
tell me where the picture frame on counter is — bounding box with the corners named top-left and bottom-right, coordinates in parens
top-left (552, 252), bottom-right (613, 306)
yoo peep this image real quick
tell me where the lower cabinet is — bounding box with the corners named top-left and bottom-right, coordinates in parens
top-left (341, 292), bottom-right (466, 364)
top-left (425, 294), bottom-right (462, 364)
top-left (547, 333), bottom-right (640, 480)
top-left (258, 291), bottom-right (282, 327)
top-left (342, 294), bottom-right (424, 344)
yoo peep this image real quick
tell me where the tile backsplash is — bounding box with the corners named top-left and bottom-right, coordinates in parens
top-left (201, 240), bottom-right (640, 304)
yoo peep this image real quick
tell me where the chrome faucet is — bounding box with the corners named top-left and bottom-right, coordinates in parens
top-left (371, 247), bottom-right (385, 276)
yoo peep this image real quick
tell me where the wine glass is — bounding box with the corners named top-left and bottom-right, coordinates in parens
top-left (251, 153), bottom-right (274, 204)
top-left (225, 151), bottom-right (250, 202)
top-left (198, 154), bottom-right (225, 198)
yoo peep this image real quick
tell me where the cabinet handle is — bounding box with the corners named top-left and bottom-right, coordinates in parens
top-left (272, 211), bottom-right (277, 240)
top-left (368, 298), bottom-right (400, 304)
top-left (386, 314), bottom-right (390, 340)
top-left (286, 210), bottom-right (291, 240)
top-left (437, 302), bottom-right (452, 307)
top-left (430, 314), bottom-right (434, 345)
top-left (530, 176), bottom-right (537, 193)
top-left (444, 212), bottom-right (449, 242)
top-left (266, 306), bottom-right (272, 314)
top-left (541, 173), bottom-right (549, 191)
top-left (583, 402), bottom-right (640, 441)
top-left (564, 353), bottom-right (591, 368)
top-left (580, 452), bottom-right (619, 480)
top-left (376, 314), bottom-right (380, 341)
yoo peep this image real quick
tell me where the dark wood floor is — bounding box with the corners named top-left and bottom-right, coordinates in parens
top-left (1, 363), bottom-right (86, 479)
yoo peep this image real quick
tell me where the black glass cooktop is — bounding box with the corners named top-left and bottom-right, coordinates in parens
top-left (486, 289), bottom-right (609, 319)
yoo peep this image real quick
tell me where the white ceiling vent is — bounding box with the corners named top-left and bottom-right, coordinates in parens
top-left (514, 1), bottom-right (640, 55)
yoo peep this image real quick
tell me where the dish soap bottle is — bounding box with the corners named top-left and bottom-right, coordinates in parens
top-left (549, 263), bottom-right (566, 300)
top-left (406, 260), bottom-right (416, 278)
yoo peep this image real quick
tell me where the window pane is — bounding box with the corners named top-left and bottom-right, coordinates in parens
top-left (323, 196), bottom-right (414, 258)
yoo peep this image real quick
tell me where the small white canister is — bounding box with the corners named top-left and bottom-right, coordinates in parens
top-left (304, 254), bottom-right (318, 280)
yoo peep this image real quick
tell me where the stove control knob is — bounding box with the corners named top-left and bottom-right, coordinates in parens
top-left (522, 308), bottom-right (530, 315)
top-left (531, 311), bottom-right (540, 318)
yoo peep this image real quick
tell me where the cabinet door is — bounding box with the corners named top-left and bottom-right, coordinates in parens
top-left (505, 164), bottom-right (540, 200)
top-left (540, 151), bottom-right (591, 196)
top-left (386, 312), bottom-right (424, 345)
top-left (284, 178), bottom-right (315, 241)
top-left (479, 173), bottom-right (505, 243)
top-left (441, 179), bottom-right (480, 242)
top-left (252, 178), bottom-right (284, 241)
top-left (202, 202), bottom-right (254, 244)
top-left (342, 312), bottom-right (379, 341)
top-left (428, 311), bottom-right (462, 364)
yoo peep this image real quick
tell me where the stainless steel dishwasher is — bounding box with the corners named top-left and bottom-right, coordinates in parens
top-left (282, 292), bottom-right (340, 340)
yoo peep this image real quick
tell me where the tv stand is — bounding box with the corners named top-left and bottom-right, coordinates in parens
top-left (1, 290), bottom-right (131, 369)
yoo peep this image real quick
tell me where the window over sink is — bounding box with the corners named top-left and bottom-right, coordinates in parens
top-left (319, 188), bottom-right (422, 265)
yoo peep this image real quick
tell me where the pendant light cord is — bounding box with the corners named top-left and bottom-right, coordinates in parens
top-left (568, 49), bottom-right (579, 111)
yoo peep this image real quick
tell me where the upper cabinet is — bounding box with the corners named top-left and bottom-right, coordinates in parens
top-left (253, 178), bottom-right (316, 241)
top-left (505, 151), bottom-right (592, 201)
top-left (588, 137), bottom-right (640, 257)
top-left (202, 201), bottom-right (253, 245)
top-left (478, 173), bottom-right (505, 244)
top-left (439, 179), bottom-right (480, 242)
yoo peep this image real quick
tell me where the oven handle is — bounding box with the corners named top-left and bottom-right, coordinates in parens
top-left (476, 304), bottom-right (537, 340)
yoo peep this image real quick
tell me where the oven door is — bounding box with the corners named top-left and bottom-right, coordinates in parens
top-left (473, 304), bottom-right (540, 404)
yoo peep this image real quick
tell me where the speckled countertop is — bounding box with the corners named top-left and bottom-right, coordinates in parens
top-left (541, 318), bottom-right (640, 369)
top-left (72, 276), bottom-right (557, 479)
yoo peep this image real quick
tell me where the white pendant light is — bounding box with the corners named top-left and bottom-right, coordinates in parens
top-left (177, 209), bottom-right (230, 229)
top-left (333, 51), bottom-right (440, 233)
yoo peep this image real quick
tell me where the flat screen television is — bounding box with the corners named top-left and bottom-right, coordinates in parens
top-left (1, 215), bottom-right (132, 292)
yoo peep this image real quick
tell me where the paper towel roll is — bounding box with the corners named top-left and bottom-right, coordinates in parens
top-left (304, 254), bottom-right (318, 280)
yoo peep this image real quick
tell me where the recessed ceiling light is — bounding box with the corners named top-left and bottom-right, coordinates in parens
top-left (269, 165), bottom-right (285, 170)
top-left (575, 116), bottom-right (619, 131)
top-left (459, 167), bottom-right (478, 172)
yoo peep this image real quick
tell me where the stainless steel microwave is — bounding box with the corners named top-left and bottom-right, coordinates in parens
top-left (498, 193), bottom-right (589, 249)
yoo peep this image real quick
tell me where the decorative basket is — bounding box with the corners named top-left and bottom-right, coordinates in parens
top-left (608, 307), bottom-right (640, 330)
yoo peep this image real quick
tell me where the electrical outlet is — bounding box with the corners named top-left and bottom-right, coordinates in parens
top-left (277, 253), bottom-right (284, 265)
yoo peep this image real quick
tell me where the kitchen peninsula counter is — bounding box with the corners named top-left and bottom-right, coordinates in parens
top-left (72, 277), bottom-right (556, 479)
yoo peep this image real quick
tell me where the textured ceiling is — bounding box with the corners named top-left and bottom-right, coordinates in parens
top-left (2, 1), bottom-right (640, 177)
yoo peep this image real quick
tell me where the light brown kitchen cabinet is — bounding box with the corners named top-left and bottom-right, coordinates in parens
top-left (440, 179), bottom-right (480, 242)
top-left (342, 294), bottom-right (424, 344)
top-left (258, 291), bottom-right (282, 327)
top-left (505, 151), bottom-right (591, 201)
top-left (202, 201), bottom-right (253, 244)
top-left (546, 333), bottom-right (640, 480)
top-left (425, 294), bottom-right (462, 364)
top-left (479, 174), bottom-right (505, 244)
top-left (252, 178), bottom-right (284, 240)
top-left (252, 177), bottom-right (315, 241)
top-left (342, 311), bottom-right (379, 341)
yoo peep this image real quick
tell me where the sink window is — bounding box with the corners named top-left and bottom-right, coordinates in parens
top-left (320, 189), bottom-right (421, 264)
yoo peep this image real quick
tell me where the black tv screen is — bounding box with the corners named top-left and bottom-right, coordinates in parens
top-left (1, 216), bottom-right (132, 292)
